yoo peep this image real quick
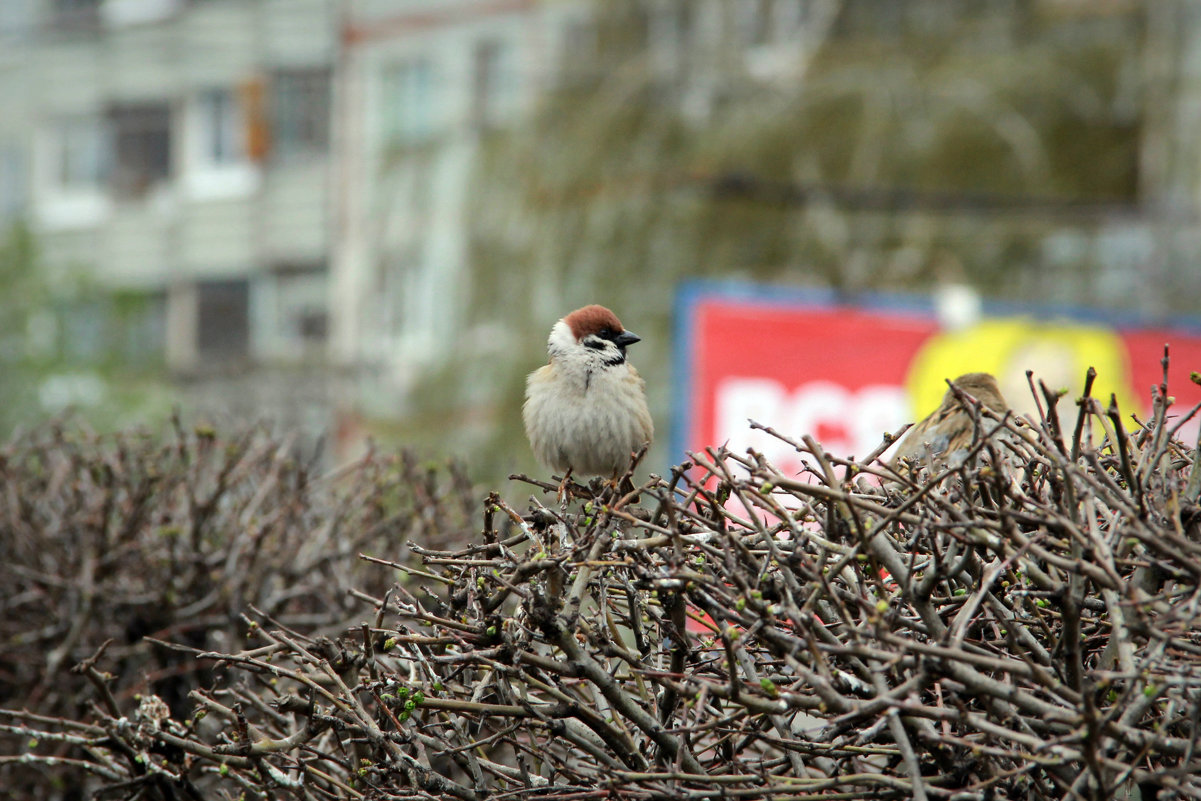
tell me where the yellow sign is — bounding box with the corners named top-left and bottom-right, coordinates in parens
top-left (906, 318), bottom-right (1136, 420)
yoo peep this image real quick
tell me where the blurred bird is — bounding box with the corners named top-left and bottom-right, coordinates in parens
top-left (889, 372), bottom-right (1011, 473)
top-left (523, 304), bottom-right (653, 486)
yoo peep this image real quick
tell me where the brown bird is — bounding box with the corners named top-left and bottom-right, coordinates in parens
top-left (523, 305), bottom-right (654, 483)
top-left (889, 372), bottom-right (1011, 473)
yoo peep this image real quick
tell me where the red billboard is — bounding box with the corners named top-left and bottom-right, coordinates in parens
top-left (673, 282), bottom-right (1201, 476)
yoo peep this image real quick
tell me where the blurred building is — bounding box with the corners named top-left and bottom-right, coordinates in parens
top-left (0, 0), bottom-right (579, 438)
top-left (0, 0), bottom-right (338, 425)
top-left (331, 0), bottom-right (563, 419)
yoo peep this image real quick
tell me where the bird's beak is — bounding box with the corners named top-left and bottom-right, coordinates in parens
top-left (614, 330), bottom-right (641, 348)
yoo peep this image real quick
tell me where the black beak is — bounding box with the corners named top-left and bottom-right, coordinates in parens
top-left (614, 330), bottom-right (641, 348)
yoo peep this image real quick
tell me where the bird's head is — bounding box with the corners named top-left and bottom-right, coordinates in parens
top-left (548, 304), bottom-right (641, 367)
top-left (948, 372), bottom-right (1008, 413)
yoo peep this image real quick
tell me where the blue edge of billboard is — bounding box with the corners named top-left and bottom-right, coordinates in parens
top-left (670, 278), bottom-right (1201, 469)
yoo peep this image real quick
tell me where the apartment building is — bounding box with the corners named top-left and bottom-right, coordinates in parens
top-left (0, 0), bottom-right (337, 394)
top-left (330, 0), bottom-right (562, 420)
top-left (0, 0), bottom-right (574, 436)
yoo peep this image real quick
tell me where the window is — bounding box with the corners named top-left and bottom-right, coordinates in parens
top-left (52, 117), bottom-right (108, 192)
top-left (196, 279), bottom-right (249, 360)
top-left (50, 292), bottom-right (167, 366)
top-left (381, 58), bottom-right (435, 147)
top-left (471, 39), bottom-right (516, 131)
top-left (186, 85), bottom-right (262, 198)
top-left (49, 0), bottom-right (100, 30)
top-left (113, 290), bottom-right (167, 366)
top-left (196, 89), bottom-right (246, 166)
top-left (377, 246), bottom-right (434, 351)
top-left (36, 116), bottom-right (109, 228)
top-left (60, 299), bottom-right (106, 360)
top-left (268, 265), bottom-right (328, 354)
top-left (404, 156), bottom-right (433, 217)
top-left (108, 103), bottom-right (171, 199)
top-left (100, 0), bottom-right (182, 28)
top-left (270, 68), bottom-right (331, 159)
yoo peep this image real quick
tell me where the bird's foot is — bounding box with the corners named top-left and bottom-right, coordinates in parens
top-left (556, 468), bottom-right (574, 508)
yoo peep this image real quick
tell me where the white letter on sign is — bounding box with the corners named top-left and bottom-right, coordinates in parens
top-left (714, 378), bottom-right (909, 465)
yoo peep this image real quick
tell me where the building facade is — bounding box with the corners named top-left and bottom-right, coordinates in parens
top-left (330, 0), bottom-right (567, 420)
top-left (0, 0), bottom-right (338, 425)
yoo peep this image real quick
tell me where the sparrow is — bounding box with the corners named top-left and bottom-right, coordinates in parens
top-left (523, 304), bottom-right (654, 483)
top-left (889, 372), bottom-right (1011, 472)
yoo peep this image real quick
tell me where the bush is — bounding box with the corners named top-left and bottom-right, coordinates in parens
top-left (4, 368), bottom-right (1201, 800)
top-left (0, 418), bottom-right (474, 798)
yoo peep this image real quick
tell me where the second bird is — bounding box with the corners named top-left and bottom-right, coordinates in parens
top-left (523, 304), bottom-right (654, 480)
top-left (889, 372), bottom-right (1010, 472)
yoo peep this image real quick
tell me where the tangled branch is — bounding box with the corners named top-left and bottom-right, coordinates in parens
top-left (7, 361), bottom-right (1201, 800)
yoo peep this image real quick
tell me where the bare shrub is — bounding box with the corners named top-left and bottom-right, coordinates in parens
top-left (0, 418), bottom-right (474, 797)
top-left (5, 363), bottom-right (1201, 800)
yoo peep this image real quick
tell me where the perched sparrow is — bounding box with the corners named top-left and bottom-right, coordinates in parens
top-left (889, 372), bottom-right (1010, 472)
top-left (523, 304), bottom-right (654, 481)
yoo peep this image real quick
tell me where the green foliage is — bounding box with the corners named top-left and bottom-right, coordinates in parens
top-left (0, 222), bottom-right (173, 438)
top-left (0, 223), bottom-right (45, 430)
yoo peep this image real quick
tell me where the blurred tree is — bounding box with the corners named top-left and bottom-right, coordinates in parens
top-left (387, 0), bottom-right (1157, 484)
top-left (467, 0), bottom-right (1143, 302)
top-left (0, 223), bottom-right (49, 433)
top-left (0, 222), bottom-right (172, 437)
